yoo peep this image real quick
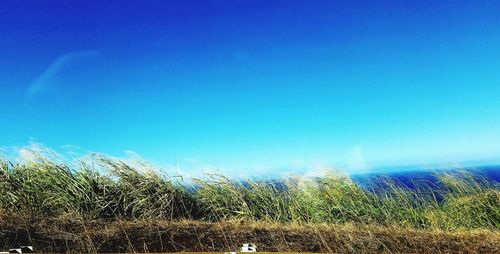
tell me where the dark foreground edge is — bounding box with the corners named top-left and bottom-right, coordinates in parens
top-left (1, 217), bottom-right (499, 253)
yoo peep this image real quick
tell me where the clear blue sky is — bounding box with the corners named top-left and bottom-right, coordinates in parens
top-left (1, 1), bottom-right (500, 175)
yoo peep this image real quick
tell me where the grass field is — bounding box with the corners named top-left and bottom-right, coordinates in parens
top-left (0, 148), bottom-right (499, 253)
top-left (1, 217), bottom-right (499, 253)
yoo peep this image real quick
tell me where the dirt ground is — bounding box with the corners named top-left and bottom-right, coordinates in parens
top-left (0, 215), bottom-right (499, 253)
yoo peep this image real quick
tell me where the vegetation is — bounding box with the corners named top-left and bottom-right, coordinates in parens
top-left (0, 147), bottom-right (499, 252)
top-left (1, 218), bottom-right (499, 253)
top-left (1, 148), bottom-right (498, 230)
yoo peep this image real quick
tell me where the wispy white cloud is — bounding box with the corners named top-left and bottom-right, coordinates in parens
top-left (1, 142), bottom-right (65, 164)
top-left (348, 144), bottom-right (369, 172)
top-left (26, 50), bottom-right (99, 98)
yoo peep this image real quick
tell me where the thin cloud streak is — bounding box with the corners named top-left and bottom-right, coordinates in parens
top-left (348, 144), bottom-right (369, 172)
top-left (26, 50), bottom-right (99, 99)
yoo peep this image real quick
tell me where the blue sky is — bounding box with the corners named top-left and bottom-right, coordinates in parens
top-left (1, 1), bottom-right (500, 175)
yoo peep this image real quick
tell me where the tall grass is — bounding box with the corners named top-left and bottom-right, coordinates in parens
top-left (0, 148), bottom-right (498, 230)
top-left (0, 152), bottom-right (194, 220)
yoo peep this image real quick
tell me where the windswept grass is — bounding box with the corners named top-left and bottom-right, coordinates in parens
top-left (1, 217), bottom-right (499, 253)
top-left (0, 148), bottom-right (499, 231)
top-left (194, 171), bottom-right (499, 230)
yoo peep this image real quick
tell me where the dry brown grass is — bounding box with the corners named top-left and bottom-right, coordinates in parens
top-left (0, 214), bottom-right (498, 253)
top-left (1, 151), bottom-right (499, 253)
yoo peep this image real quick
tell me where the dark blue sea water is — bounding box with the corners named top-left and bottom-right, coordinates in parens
top-left (351, 165), bottom-right (500, 188)
top-left (349, 166), bottom-right (499, 203)
top-left (242, 165), bottom-right (500, 196)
